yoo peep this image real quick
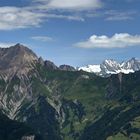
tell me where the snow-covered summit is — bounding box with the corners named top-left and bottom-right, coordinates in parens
top-left (78, 65), bottom-right (101, 73)
top-left (78, 58), bottom-right (140, 76)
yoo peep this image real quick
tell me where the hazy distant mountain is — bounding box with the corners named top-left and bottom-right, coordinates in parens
top-left (59, 64), bottom-right (76, 71)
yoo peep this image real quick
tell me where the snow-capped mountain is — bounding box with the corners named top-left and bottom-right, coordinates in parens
top-left (78, 58), bottom-right (140, 76)
top-left (121, 58), bottom-right (140, 72)
top-left (78, 65), bottom-right (101, 73)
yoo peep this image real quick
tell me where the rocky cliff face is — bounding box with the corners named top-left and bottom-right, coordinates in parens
top-left (0, 43), bottom-right (38, 79)
top-left (0, 44), bottom-right (40, 119)
top-left (44, 60), bottom-right (59, 70)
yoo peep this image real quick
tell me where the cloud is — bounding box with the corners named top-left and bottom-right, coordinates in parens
top-left (74, 33), bottom-right (140, 48)
top-left (0, 6), bottom-right (45, 30)
top-left (106, 15), bottom-right (132, 21)
top-left (33, 0), bottom-right (102, 10)
top-left (105, 10), bottom-right (136, 21)
top-left (45, 13), bottom-right (84, 21)
top-left (0, 0), bottom-right (137, 30)
top-left (31, 36), bottom-right (54, 42)
top-left (84, 10), bottom-right (137, 21)
top-left (0, 42), bottom-right (16, 48)
top-left (0, 4), bottom-right (85, 30)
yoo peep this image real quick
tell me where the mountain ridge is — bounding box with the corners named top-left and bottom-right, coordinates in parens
top-left (78, 57), bottom-right (140, 76)
top-left (0, 44), bottom-right (140, 140)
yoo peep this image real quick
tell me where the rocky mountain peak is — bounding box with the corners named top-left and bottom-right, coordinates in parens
top-left (122, 57), bottom-right (140, 71)
top-left (101, 59), bottom-right (121, 73)
top-left (0, 44), bottom-right (38, 77)
top-left (44, 60), bottom-right (58, 70)
top-left (102, 59), bottom-right (120, 67)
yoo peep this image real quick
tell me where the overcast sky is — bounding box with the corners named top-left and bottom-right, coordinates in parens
top-left (0, 0), bottom-right (140, 66)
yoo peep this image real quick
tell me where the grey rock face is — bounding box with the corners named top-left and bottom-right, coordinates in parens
top-left (0, 43), bottom-right (38, 77)
top-left (0, 44), bottom-right (39, 119)
top-left (38, 57), bottom-right (44, 66)
top-left (44, 60), bottom-right (58, 70)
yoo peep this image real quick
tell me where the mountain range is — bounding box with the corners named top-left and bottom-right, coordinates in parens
top-left (0, 44), bottom-right (140, 140)
top-left (78, 58), bottom-right (140, 76)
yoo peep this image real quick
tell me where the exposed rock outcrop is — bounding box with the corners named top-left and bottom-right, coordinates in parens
top-left (44, 60), bottom-right (58, 70)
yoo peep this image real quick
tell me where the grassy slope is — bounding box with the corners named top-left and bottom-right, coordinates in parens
top-left (38, 66), bottom-right (140, 140)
